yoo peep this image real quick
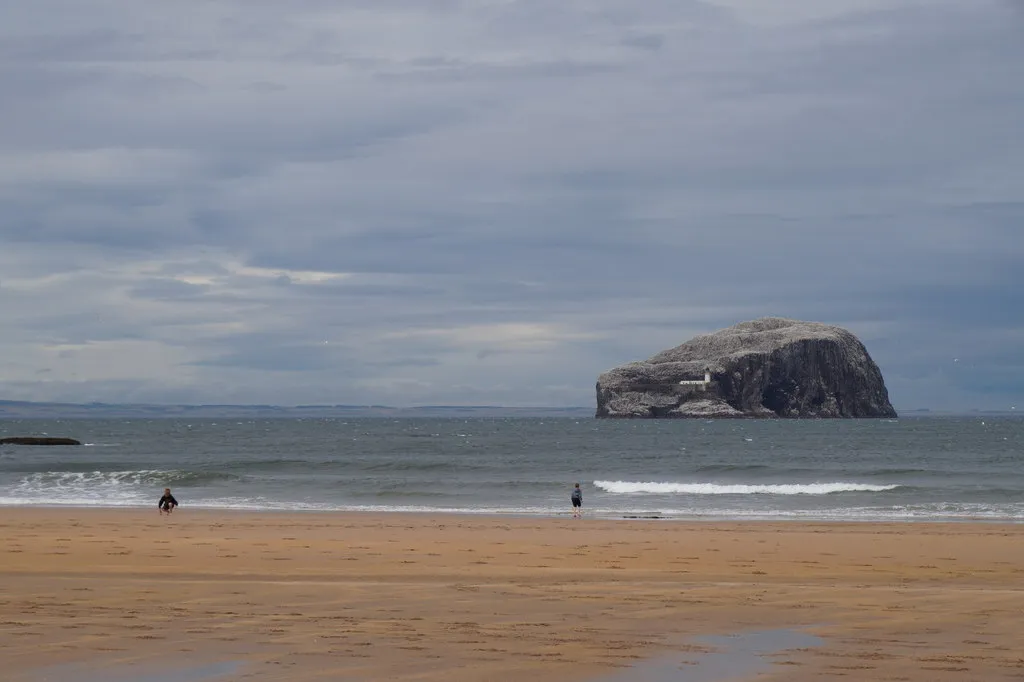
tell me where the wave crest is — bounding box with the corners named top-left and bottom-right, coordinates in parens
top-left (18, 470), bottom-right (236, 488)
top-left (593, 480), bottom-right (901, 495)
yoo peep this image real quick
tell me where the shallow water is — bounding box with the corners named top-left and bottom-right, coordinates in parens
top-left (593, 629), bottom-right (823, 682)
top-left (31, 661), bottom-right (242, 682)
top-left (28, 632), bottom-right (822, 682)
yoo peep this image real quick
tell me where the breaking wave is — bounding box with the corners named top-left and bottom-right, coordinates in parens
top-left (1, 470), bottom-right (238, 506)
top-left (593, 480), bottom-right (902, 495)
top-left (20, 470), bottom-right (238, 486)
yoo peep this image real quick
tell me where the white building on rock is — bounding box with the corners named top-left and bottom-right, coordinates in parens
top-left (678, 370), bottom-right (712, 388)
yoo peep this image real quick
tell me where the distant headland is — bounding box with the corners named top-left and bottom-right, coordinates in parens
top-left (596, 317), bottom-right (897, 419)
top-left (0, 401), bottom-right (593, 420)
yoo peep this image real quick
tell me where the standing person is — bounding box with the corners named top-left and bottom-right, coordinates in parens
top-left (571, 483), bottom-right (583, 519)
top-left (158, 488), bottom-right (179, 515)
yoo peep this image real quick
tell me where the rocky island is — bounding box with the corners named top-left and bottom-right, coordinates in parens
top-left (0, 437), bottom-right (82, 445)
top-left (596, 318), bottom-right (896, 419)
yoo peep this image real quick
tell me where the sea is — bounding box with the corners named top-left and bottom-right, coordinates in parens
top-left (1, 417), bottom-right (1022, 522)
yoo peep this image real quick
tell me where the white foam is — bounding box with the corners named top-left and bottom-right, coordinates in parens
top-left (6, 470), bottom-right (185, 506)
top-left (593, 480), bottom-right (901, 495)
top-left (0, 495), bottom-right (148, 507)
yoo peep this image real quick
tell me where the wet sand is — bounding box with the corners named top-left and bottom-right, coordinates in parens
top-left (2, 509), bottom-right (1023, 681)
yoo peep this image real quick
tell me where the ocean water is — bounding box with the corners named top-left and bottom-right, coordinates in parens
top-left (1, 417), bottom-right (1021, 522)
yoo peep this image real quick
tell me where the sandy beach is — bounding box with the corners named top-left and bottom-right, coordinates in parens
top-left (2, 509), bottom-right (1023, 681)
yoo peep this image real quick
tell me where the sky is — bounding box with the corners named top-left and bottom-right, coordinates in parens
top-left (1, 0), bottom-right (1022, 410)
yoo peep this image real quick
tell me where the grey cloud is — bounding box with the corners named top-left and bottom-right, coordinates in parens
top-left (374, 59), bottom-right (622, 83)
top-left (128, 278), bottom-right (211, 301)
top-left (620, 34), bottom-right (666, 51)
top-left (153, 260), bottom-right (232, 278)
top-left (194, 345), bottom-right (336, 372)
top-left (0, 29), bottom-right (145, 62)
top-left (367, 358), bottom-right (442, 369)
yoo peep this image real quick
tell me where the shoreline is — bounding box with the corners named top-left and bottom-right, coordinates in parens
top-left (4, 509), bottom-right (1024, 681)
top-left (1, 501), bottom-right (1021, 524)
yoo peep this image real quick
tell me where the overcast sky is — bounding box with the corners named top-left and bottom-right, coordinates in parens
top-left (1, 0), bottom-right (1022, 410)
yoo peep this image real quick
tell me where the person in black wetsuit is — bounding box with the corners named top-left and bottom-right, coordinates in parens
top-left (571, 483), bottom-right (583, 519)
top-left (158, 488), bottom-right (179, 515)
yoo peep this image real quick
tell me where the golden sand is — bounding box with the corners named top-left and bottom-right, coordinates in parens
top-left (2, 509), bottom-right (1023, 681)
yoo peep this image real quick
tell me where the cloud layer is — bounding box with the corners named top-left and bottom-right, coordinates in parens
top-left (2, 0), bottom-right (1022, 409)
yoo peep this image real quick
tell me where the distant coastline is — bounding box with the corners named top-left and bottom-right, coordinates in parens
top-left (0, 399), bottom-right (594, 419)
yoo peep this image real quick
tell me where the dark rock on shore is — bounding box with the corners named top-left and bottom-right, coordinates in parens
top-left (0, 437), bottom-right (82, 445)
top-left (596, 318), bottom-right (897, 419)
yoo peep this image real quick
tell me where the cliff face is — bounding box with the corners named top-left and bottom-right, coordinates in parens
top-left (595, 318), bottom-right (897, 419)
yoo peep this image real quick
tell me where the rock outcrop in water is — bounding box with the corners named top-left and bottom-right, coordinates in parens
top-left (596, 318), bottom-right (896, 419)
top-left (0, 437), bottom-right (82, 445)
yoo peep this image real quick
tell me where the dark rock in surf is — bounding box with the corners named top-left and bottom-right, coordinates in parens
top-left (595, 317), bottom-right (896, 419)
top-left (0, 437), bottom-right (82, 445)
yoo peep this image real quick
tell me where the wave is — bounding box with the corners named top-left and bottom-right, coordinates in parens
top-left (220, 458), bottom-right (314, 472)
top-left (694, 464), bottom-right (771, 474)
top-left (16, 469), bottom-right (238, 488)
top-left (359, 460), bottom-right (489, 473)
top-left (362, 460), bottom-right (459, 472)
top-left (3, 469), bottom-right (240, 507)
top-left (593, 480), bottom-right (902, 495)
top-left (370, 490), bottom-right (455, 499)
top-left (865, 468), bottom-right (929, 476)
